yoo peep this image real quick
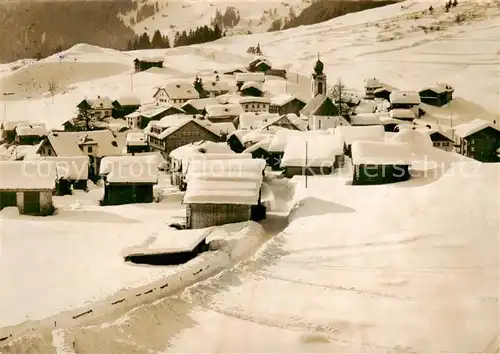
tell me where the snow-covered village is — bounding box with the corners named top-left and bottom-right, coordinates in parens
top-left (0, 0), bottom-right (499, 352)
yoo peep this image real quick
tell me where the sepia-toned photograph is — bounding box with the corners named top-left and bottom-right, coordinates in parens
top-left (0, 0), bottom-right (499, 352)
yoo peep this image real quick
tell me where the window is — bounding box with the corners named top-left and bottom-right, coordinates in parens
top-left (87, 146), bottom-right (93, 153)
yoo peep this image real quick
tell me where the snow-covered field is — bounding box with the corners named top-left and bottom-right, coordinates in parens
top-left (1, 1), bottom-right (499, 352)
top-left (1, 0), bottom-right (499, 130)
top-left (41, 150), bottom-right (498, 353)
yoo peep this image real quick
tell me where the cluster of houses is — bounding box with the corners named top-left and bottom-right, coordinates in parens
top-left (0, 48), bottom-right (499, 224)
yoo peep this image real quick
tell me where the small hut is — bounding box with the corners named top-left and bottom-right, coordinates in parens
top-left (0, 161), bottom-right (56, 215)
top-left (280, 132), bottom-right (344, 178)
top-left (183, 158), bottom-right (266, 229)
top-left (351, 141), bottom-right (412, 185)
top-left (99, 156), bottom-right (158, 205)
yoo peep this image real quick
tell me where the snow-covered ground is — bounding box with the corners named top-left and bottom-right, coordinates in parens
top-left (43, 149), bottom-right (499, 353)
top-left (1, 0), bottom-right (499, 130)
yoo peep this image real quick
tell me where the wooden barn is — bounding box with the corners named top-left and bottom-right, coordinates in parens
top-left (373, 85), bottom-right (396, 101)
top-left (280, 131), bottom-right (343, 178)
top-left (336, 125), bottom-right (386, 157)
top-left (181, 98), bottom-right (219, 115)
top-left (1, 120), bottom-right (29, 143)
top-left (182, 158), bottom-right (266, 229)
top-left (99, 156), bottom-right (158, 205)
top-left (266, 129), bottom-right (304, 170)
top-left (351, 141), bottom-right (412, 185)
top-left (454, 119), bottom-right (500, 162)
top-left (389, 91), bottom-right (421, 117)
top-left (0, 161), bottom-right (57, 216)
top-left (243, 139), bottom-right (272, 164)
top-left (112, 96), bottom-right (141, 118)
top-left (134, 57), bottom-right (164, 72)
top-left (265, 69), bottom-right (287, 79)
top-left (168, 141), bottom-right (237, 188)
top-left (235, 72), bottom-right (265, 91)
top-left (204, 103), bottom-right (245, 124)
top-left (248, 57), bottom-right (272, 72)
top-left (419, 83), bottom-right (454, 107)
top-left (239, 82), bottom-right (264, 97)
top-left (123, 229), bottom-right (211, 265)
top-left (14, 123), bottom-right (47, 145)
top-left (227, 130), bottom-right (248, 153)
top-left (126, 131), bottom-right (149, 154)
top-left (126, 104), bottom-right (186, 130)
top-left (269, 94), bottom-right (306, 116)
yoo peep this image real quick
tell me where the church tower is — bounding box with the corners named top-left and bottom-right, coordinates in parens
top-left (311, 54), bottom-right (327, 97)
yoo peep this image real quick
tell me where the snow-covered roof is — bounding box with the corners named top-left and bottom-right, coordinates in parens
top-left (240, 81), bottom-right (263, 92)
top-left (389, 91), bottom-right (421, 105)
top-left (186, 158), bottom-right (264, 178)
top-left (239, 112), bottom-right (279, 130)
top-left (243, 139), bottom-right (272, 154)
top-left (235, 72), bottom-right (265, 83)
top-left (257, 114), bottom-right (302, 132)
top-left (15, 123), bottom-right (47, 137)
top-left (300, 94), bottom-right (333, 116)
top-left (250, 56), bottom-right (272, 68)
top-left (182, 98), bottom-right (219, 111)
top-left (420, 82), bottom-right (454, 94)
top-left (124, 229), bottom-right (211, 255)
top-left (138, 104), bottom-right (184, 119)
top-left (349, 113), bottom-right (382, 126)
top-left (88, 96), bottom-right (113, 110)
top-left (270, 93), bottom-right (304, 106)
top-left (241, 130), bottom-right (274, 144)
top-left (155, 82), bottom-right (200, 100)
top-left (0, 161), bottom-right (57, 190)
top-left (126, 132), bottom-right (147, 146)
top-left (364, 77), bottom-right (384, 89)
top-left (44, 130), bottom-right (122, 157)
top-left (374, 85), bottom-right (397, 94)
top-left (1, 120), bottom-right (30, 131)
top-left (202, 80), bottom-right (231, 93)
top-left (203, 121), bottom-right (236, 135)
top-left (99, 155), bottom-right (158, 184)
top-left (351, 141), bottom-right (413, 166)
top-left (390, 108), bottom-right (416, 120)
top-left (169, 141), bottom-right (233, 161)
top-left (336, 125), bottom-right (386, 146)
top-left (183, 158), bottom-right (265, 205)
top-left (390, 128), bottom-right (433, 151)
top-left (281, 133), bottom-right (343, 168)
top-left (238, 96), bottom-right (270, 104)
top-left (26, 156), bottom-right (89, 180)
top-left (454, 119), bottom-right (498, 138)
top-left (114, 96), bottom-right (141, 106)
top-left (205, 103), bottom-right (244, 118)
top-left (268, 130), bottom-right (331, 153)
top-left (135, 56), bottom-right (164, 62)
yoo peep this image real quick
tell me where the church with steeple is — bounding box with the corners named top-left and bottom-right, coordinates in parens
top-left (311, 54), bottom-right (327, 97)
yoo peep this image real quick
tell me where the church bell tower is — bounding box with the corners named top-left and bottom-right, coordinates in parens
top-left (311, 54), bottom-right (327, 97)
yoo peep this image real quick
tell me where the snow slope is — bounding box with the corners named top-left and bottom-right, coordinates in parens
top-left (1, 0), bottom-right (498, 131)
top-left (58, 149), bottom-right (499, 353)
top-left (126, 0), bottom-right (310, 39)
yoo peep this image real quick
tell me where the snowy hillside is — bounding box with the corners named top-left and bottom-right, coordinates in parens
top-left (124, 0), bottom-right (311, 39)
top-left (1, 0), bottom-right (499, 131)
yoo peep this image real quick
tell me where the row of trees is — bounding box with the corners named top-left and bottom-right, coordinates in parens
top-left (127, 30), bottom-right (171, 50)
top-left (211, 7), bottom-right (241, 29)
top-left (173, 25), bottom-right (223, 47)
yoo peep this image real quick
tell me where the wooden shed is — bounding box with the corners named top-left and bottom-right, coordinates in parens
top-left (0, 161), bottom-right (56, 216)
top-left (183, 158), bottom-right (266, 229)
top-left (351, 141), bottom-right (412, 185)
top-left (454, 119), bottom-right (500, 162)
top-left (99, 156), bottom-right (158, 205)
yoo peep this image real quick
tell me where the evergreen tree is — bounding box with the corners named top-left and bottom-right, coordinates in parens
top-left (193, 76), bottom-right (206, 98)
top-left (162, 34), bottom-right (170, 48)
top-left (138, 32), bottom-right (151, 49)
top-left (452, 0), bottom-right (457, 6)
top-left (151, 29), bottom-right (164, 48)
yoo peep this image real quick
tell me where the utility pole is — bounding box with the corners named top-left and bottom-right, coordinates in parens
top-left (130, 73), bottom-right (134, 93)
top-left (305, 140), bottom-right (308, 188)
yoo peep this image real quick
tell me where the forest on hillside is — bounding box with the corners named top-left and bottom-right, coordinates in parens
top-left (272, 0), bottom-right (400, 31)
top-left (0, 1), bottom-right (137, 63)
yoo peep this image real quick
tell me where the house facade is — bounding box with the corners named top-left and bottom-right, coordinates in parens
top-left (15, 123), bottom-right (47, 145)
top-left (455, 120), bottom-right (500, 162)
top-left (112, 97), bottom-right (141, 118)
top-left (300, 94), bottom-right (344, 130)
top-left (153, 83), bottom-right (200, 105)
top-left (77, 96), bottom-right (114, 119)
top-left (419, 83), bottom-right (454, 107)
top-left (204, 103), bottom-right (244, 124)
top-left (389, 91), bottom-right (421, 117)
top-left (239, 97), bottom-right (270, 113)
top-left (269, 94), bottom-right (306, 116)
top-left (126, 104), bottom-right (185, 130)
top-left (147, 119), bottom-right (221, 157)
top-left (428, 131), bottom-right (454, 151)
top-left (235, 72), bottom-right (265, 90)
top-left (364, 78), bottom-right (383, 99)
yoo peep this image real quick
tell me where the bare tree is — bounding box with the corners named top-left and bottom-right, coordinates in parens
top-left (48, 77), bottom-right (57, 103)
top-left (330, 78), bottom-right (351, 115)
